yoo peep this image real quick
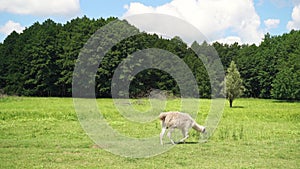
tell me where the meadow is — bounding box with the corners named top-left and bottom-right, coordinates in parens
top-left (0, 97), bottom-right (299, 168)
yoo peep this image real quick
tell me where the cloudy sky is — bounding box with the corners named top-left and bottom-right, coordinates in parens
top-left (0, 0), bottom-right (299, 44)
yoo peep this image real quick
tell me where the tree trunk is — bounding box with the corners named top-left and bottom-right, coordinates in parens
top-left (229, 99), bottom-right (233, 108)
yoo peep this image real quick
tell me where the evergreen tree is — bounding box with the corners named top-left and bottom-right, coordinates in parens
top-left (224, 61), bottom-right (244, 107)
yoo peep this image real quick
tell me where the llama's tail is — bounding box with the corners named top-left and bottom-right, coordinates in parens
top-left (192, 122), bottom-right (206, 133)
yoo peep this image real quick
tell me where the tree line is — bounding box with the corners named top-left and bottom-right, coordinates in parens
top-left (0, 16), bottom-right (299, 100)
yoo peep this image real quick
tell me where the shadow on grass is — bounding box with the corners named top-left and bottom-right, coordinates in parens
top-left (176, 141), bottom-right (199, 145)
top-left (230, 106), bottom-right (245, 109)
top-left (163, 141), bottom-right (200, 145)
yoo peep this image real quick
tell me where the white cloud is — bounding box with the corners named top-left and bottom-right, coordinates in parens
top-left (216, 36), bottom-right (242, 45)
top-left (0, 20), bottom-right (25, 35)
top-left (0, 0), bottom-right (80, 16)
top-left (264, 19), bottom-right (280, 30)
top-left (123, 0), bottom-right (264, 44)
top-left (287, 4), bottom-right (300, 30)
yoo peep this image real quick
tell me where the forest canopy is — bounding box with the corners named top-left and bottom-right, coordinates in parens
top-left (0, 16), bottom-right (299, 100)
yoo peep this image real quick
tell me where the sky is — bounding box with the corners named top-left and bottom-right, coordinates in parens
top-left (0, 0), bottom-right (300, 45)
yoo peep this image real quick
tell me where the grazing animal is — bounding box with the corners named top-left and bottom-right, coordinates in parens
top-left (159, 111), bottom-right (206, 145)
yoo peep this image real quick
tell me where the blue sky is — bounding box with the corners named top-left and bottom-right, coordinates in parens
top-left (0, 0), bottom-right (299, 44)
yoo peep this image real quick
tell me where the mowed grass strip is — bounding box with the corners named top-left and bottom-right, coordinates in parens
top-left (0, 97), bottom-right (299, 168)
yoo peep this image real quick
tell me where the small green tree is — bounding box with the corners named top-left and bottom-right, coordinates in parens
top-left (224, 61), bottom-right (244, 108)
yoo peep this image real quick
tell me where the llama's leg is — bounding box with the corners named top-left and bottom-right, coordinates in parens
top-left (179, 128), bottom-right (189, 143)
top-left (167, 128), bottom-right (175, 145)
top-left (160, 127), bottom-right (167, 145)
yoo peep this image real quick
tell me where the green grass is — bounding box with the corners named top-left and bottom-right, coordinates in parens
top-left (0, 97), bottom-right (299, 168)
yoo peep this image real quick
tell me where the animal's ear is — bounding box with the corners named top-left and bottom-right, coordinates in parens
top-left (159, 112), bottom-right (167, 121)
top-left (159, 116), bottom-right (166, 121)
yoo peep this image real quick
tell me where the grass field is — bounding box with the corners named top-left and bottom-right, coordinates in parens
top-left (0, 97), bottom-right (299, 168)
